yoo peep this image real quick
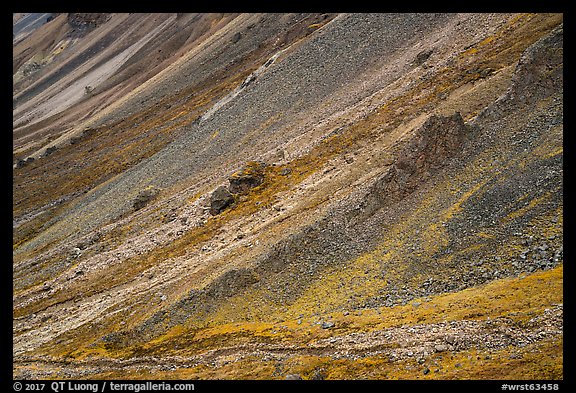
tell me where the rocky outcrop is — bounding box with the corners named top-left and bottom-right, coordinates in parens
top-left (476, 24), bottom-right (563, 124)
top-left (208, 161), bottom-right (266, 216)
top-left (358, 112), bottom-right (472, 218)
top-left (67, 13), bottom-right (111, 29)
top-left (209, 186), bottom-right (235, 216)
top-left (228, 161), bottom-right (267, 195)
top-left (508, 24), bottom-right (563, 106)
top-left (132, 187), bottom-right (160, 211)
top-left (387, 113), bottom-right (470, 194)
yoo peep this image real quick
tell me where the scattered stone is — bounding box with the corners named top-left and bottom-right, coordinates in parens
top-left (162, 211), bottom-right (178, 223)
top-left (285, 374), bottom-right (303, 380)
top-left (280, 167), bottom-right (292, 176)
top-left (435, 344), bottom-right (448, 352)
top-left (43, 146), bottom-right (57, 157)
top-left (321, 321), bottom-right (335, 329)
top-left (480, 67), bottom-right (495, 78)
top-left (231, 32), bottom-right (242, 44)
top-left (69, 247), bottom-right (82, 259)
top-left (423, 367), bottom-right (430, 375)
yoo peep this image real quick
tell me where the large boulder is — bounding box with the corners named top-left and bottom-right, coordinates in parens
top-left (209, 186), bottom-right (235, 215)
top-left (132, 187), bottom-right (160, 211)
top-left (228, 161), bottom-right (267, 195)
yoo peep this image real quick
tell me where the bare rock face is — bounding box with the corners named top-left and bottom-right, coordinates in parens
top-left (387, 112), bottom-right (470, 194)
top-left (228, 161), bottom-right (267, 195)
top-left (508, 24), bottom-right (563, 106)
top-left (357, 112), bottom-right (472, 219)
top-left (477, 24), bottom-right (563, 123)
top-left (209, 186), bottom-right (235, 216)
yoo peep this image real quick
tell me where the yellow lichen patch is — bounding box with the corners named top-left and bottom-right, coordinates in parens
top-left (441, 179), bottom-right (490, 221)
top-left (501, 191), bottom-right (555, 224)
top-left (419, 222), bottom-right (449, 256)
top-left (476, 231), bottom-right (495, 240)
top-left (47, 254), bottom-right (563, 380)
top-left (103, 263), bottom-right (562, 361)
top-left (327, 264), bottom-right (563, 335)
top-left (307, 23), bottom-right (324, 29)
top-left (86, 335), bottom-right (562, 380)
top-left (531, 144), bottom-right (563, 161)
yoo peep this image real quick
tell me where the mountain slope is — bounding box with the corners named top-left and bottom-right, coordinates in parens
top-left (13, 13), bottom-right (563, 380)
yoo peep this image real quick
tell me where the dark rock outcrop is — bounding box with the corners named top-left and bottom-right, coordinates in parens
top-left (388, 112), bottom-right (470, 193)
top-left (67, 13), bottom-right (111, 29)
top-left (413, 49), bottom-right (433, 66)
top-left (476, 24), bottom-right (563, 123)
top-left (507, 24), bottom-right (563, 106)
top-left (357, 112), bottom-right (472, 218)
top-left (43, 146), bottom-right (57, 157)
top-left (209, 186), bottom-right (235, 216)
top-left (228, 161), bottom-right (267, 195)
top-left (132, 187), bottom-right (160, 211)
